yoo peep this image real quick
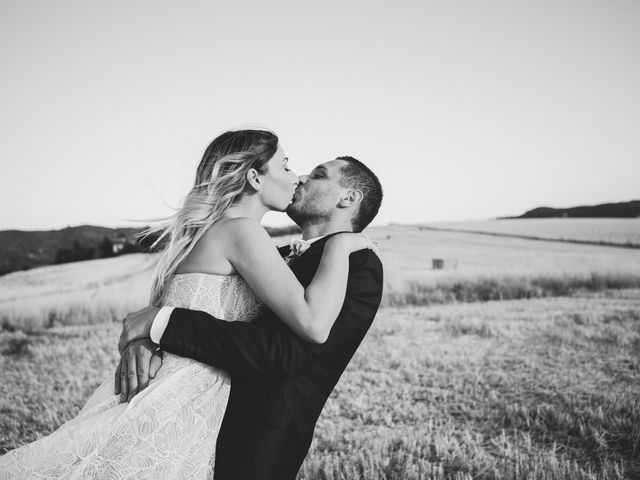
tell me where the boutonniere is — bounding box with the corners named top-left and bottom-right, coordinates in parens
top-left (285, 238), bottom-right (311, 264)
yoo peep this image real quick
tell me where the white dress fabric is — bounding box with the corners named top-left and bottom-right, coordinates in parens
top-left (0, 273), bottom-right (263, 480)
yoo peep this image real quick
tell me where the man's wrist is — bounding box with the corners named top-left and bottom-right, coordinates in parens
top-left (150, 306), bottom-right (174, 344)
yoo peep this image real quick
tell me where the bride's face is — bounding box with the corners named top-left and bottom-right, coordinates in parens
top-left (258, 144), bottom-right (299, 212)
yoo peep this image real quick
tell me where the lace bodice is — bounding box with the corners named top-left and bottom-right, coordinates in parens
top-left (162, 272), bottom-right (263, 323)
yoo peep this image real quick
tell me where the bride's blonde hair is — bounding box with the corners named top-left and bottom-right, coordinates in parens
top-left (145, 129), bottom-right (279, 306)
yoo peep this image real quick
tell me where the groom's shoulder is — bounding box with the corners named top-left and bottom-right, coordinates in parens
top-left (349, 249), bottom-right (383, 274)
top-left (345, 250), bottom-right (383, 300)
top-left (313, 236), bottom-right (382, 271)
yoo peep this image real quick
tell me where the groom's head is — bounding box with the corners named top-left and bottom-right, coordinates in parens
top-left (287, 156), bottom-right (382, 232)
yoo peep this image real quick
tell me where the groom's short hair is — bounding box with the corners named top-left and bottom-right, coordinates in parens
top-left (336, 156), bottom-right (383, 232)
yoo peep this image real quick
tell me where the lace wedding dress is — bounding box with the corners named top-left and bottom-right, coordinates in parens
top-left (0, 273), bottom-right (263, 480)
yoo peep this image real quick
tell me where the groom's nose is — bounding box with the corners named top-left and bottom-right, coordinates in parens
top-left (298, 174), bottom-right (309, 184)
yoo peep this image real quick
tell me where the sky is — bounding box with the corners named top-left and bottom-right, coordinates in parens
top-left (1, 0), bottom-right (638, 231)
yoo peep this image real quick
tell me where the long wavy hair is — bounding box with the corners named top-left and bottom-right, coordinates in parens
top-left (145, 129), bottom-right (278, 306)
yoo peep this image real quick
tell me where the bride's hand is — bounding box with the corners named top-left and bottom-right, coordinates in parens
top-left (327, 233), bottom-right (380, 257)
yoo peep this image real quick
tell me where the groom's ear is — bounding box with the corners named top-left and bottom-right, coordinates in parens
top-left (338, 189), bottom-right (363, 209)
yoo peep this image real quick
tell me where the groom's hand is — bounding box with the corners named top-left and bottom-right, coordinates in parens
top-left (118, 306), bottom-right (160, 354)
top-left (115, 338), bottom-right (162, 402)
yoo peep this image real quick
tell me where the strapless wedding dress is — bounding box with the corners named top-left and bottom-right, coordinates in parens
top-left (0, 273), bottom-right (263, 480)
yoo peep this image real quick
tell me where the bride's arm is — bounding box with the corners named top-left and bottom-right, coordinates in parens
top-left (161, 249), bottom-right (382, 380)
top-left (223, 218), bottom-right (374, 344)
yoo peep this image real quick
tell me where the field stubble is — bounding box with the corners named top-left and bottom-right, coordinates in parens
top-left (423, 219), bottom-right (640, 248)
top-left (1, 293), bottom-right (639, 479)
top-left (3, 227), bottom-right (640, 330)
top-left (1, 225), bottom-right (640, 478)
top-left (300, 293), bottom-right (640, 479)
top-left (372, 225), bottom-right (640, 309)
top-left (0, 254), bottom-right (154, 331)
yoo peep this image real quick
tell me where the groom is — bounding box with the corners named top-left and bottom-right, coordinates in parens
top-left (117, 156), bottom-right (383, 479)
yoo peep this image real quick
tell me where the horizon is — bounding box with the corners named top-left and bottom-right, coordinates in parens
top-left (1, 1), bottom-right (639, 231)
top-left (2, 197), bottom-right (639, 233)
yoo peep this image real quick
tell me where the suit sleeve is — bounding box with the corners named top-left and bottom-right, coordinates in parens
top-left (159, 250), bottom-right (383, 380)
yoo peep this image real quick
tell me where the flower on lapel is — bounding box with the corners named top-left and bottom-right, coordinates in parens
top-left (285, 238), bottom-right (311, 264)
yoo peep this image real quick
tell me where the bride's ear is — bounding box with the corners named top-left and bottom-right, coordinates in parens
top-left (245, 168), bottom-right (263, 193)
top-left (338, 189), bottom-right (363, 209)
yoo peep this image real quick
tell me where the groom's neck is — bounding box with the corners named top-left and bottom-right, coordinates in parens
top-left (301, 219), bottom-right (354, 240)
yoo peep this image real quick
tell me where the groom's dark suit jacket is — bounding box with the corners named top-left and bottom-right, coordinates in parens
top-left (158, 233), bottom-right (383, 480)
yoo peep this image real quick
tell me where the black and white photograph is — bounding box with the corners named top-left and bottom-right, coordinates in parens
top-left (1, 1), bottom-right (639, 479)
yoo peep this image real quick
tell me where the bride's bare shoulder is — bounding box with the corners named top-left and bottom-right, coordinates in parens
top-left (177, 218), bottom-right (265, 275)
top-left (210, 217), bottom-right (279, 261)
top-left (206, 216), bottom-right (263, 238)
top-left (200, 217), bottom-right (271, 251)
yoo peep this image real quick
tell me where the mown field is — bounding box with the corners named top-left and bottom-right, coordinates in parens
top-left (4, 225), bottom-right (640, 330)
top-left (424, 219), bottom-right (640, 248)
top-left (371, 224), bottom-right (640, 308)
top-left (1, 223), bottom-right (640, 479)
top-left (0, 253), bottom-right (155, 331)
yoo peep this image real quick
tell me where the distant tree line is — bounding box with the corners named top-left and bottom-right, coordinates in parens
top-left (52, 225), bottom-right (301, 266)
top-left (55, 238), bottom-right (131, 264)
top-left (53, 233), bottom-right (162, 265)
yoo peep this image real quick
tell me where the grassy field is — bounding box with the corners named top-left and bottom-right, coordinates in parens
top-left (424, 219), bottom-right (640, 248)
top-left (3, 225), bottom-right (640, 330)
top-left (368, 225), bottom-right (640, 308)
top-left (301, 291), bottom-right (640, 479)
top-left (1, 292), bottom-right (638, 479)
top-left (1, 224), bottom-right (640, 478)
top-left (0, 254), bottom-right (154, 331)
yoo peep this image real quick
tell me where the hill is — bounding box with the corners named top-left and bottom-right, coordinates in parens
top-left (0, 226), bottom-right (144, 276)
top-left (0, 224), bottom-right (301, 276)
top-left (513, 200), bottom-right (640, 218)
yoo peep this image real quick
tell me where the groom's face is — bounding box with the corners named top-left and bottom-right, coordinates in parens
top-left (287, 159), bottom-right (348, 226)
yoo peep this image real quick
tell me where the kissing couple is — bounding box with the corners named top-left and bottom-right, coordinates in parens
top-left (0, 129), bottom-right (384, 480)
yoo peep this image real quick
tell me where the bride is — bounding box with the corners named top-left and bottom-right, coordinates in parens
top-left (0, 129), bottom-right (375, 479)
